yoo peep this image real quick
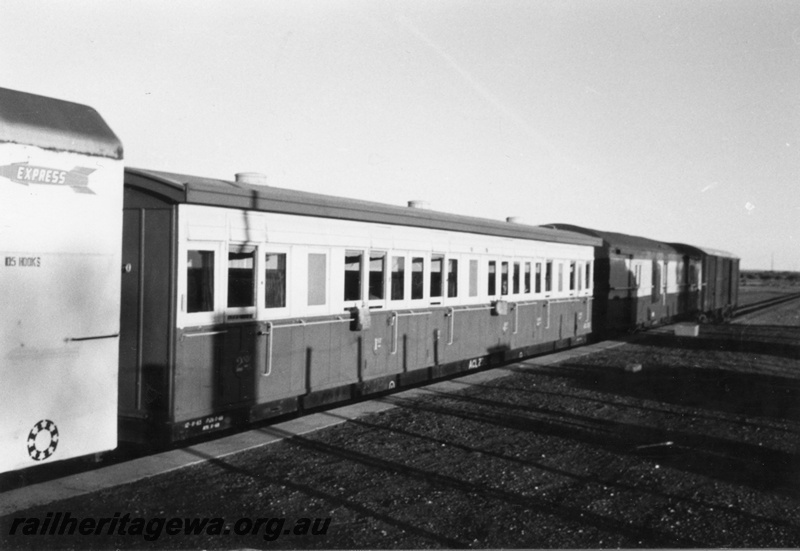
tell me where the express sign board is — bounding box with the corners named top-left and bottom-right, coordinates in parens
top-left (0, 162), bottom-right (96, 193)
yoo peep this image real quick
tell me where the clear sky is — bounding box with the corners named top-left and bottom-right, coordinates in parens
top-left (3, 0), bottom-right (799, 269)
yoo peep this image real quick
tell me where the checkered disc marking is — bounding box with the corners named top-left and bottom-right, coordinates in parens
top-left (27, 419), bottom-right (59, 461)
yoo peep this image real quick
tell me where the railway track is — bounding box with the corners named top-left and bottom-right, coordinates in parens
top-left (695, 294), bottom-right (800, 351)
top-left (5, 294), bottom-right (794, 495)
top-left (732, 292), bottom-right (800, 319)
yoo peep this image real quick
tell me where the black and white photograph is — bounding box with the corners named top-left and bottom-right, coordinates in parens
top-left (1, 0), bottom-right (799, 548)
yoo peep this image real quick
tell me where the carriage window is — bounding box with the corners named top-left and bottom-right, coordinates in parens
top-left (577, 263), bottom-right (583, 291)
top-left (535, 262), bottom-right (542, 293)
top-left (524, 262), bottom-right (531, 294)
top-left (586, 262), bottom-right (592, 289)
top-left (307, 253), bottom-right (326, 306)
top-left (411, 257), bottom-right (424, 299)
top-left (228, 249), bottom-right (255, 308)
top-left (501, 262), bottom-right (509, 295)
top-left (265, 253), bottom-right (286, 308)
top-left (447, 259), bottom-right (458, 297)
top-left (569, 262), bottom-right (576, 291)
top-left (430, 254), bottom-right (444, 299)
top-left (513, 262), bottom-right (520, 294)
top-left (369, 252), bottom-right (386, 300)
top-left (187, 250), bottom-right (214, 313)
top-left (558, 263), bottom-right (564, 292)
top-left (488, 261), bottom-right (497, 295)
top-left (469, 260), bottom-right (478, 297)
top-left (391, 256), bottom-right (405, 300)
top-left (344, 250), bottom-right (362, 301)
top-left (545, 261), bottom-right (553, 292)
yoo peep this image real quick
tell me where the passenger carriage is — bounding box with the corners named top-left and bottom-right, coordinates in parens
top-left (545, 225), bottom-right (740, 334)
top-left (120, 170), bottom-right (600, 444)
top-left (543, 225), bottom-right (691, 336)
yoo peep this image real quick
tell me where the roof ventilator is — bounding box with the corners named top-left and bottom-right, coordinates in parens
top-left (235, 172), bottom-right (269, 186)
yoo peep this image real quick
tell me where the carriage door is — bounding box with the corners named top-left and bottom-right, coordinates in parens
top-left (608, 253), bottom-right (634, 332)
top-left (219, 244), bottom-right (257, 406)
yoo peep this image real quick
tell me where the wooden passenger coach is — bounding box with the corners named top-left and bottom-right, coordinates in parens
top-left (546, 224), bottom-right (740, 335)
top-left (543, 225), bottom-right (691, 336)
top-left (120, 169), bottom-right (600, 443)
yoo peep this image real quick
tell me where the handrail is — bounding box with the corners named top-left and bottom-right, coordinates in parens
top-left (546, 297), bottom-right (588, 304)
top-left (446, 308), bottom-right (455, 345)
top-left (262, 316), bottom-right (349, 376)
top-left (269, 316), bottom-right (350, 329)
top-left (263, 322), bottom-right (273, 377)
top-left (546, 300), bottom-right (551, 329)
top-left (513, 303), bottom-right (519, 335)
top-left (389, 310), bottom-right (436, 355)
top-left (67, 333), bottom-right (120, 342)
top-left (183, 330), bottom-right (228, 338)
top-left (449, 305), bottom-right (493, 313)
top-left (248, 298), bottom-right (594, 375)
top-left (390, 313), bottom-right (398, 355)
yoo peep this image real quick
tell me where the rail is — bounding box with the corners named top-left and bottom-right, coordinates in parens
top-left (732, 292), bottom-right (800, 319)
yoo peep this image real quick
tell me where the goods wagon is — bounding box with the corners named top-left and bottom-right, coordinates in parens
top-left (670, 243), bottom-right (739, 321)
